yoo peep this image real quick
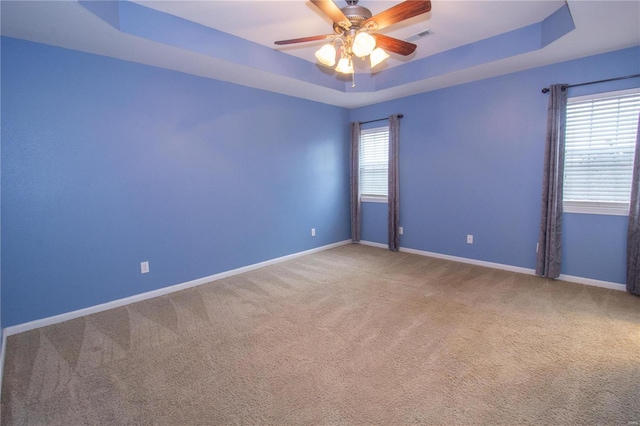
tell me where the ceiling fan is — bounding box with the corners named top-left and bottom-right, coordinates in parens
top-left (274, 0), bottom-right (432, 79)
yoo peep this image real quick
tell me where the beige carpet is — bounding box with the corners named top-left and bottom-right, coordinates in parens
top-left (2, 244), bottom-right (639, 425)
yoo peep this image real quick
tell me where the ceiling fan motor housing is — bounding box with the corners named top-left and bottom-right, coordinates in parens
top-left (333, 2), bottom-right (372, 33)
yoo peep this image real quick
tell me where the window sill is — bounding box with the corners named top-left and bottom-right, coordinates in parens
top-left (563, 201), bottom-right (629, 216)
top-left (361, 195), bottom-right (388, 203)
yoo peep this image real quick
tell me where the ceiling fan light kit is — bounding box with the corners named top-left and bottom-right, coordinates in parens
top-left (315, 31), bottom-right (376, 75)
top-left (275, 0), bottom-right (431, 84)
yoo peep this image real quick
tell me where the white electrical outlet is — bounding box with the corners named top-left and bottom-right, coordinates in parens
top-left (141, 261), bottom-right (149, 274)
top-left (467, 235), bottom-right (473, 244)
top-left (311, 228), bottom-right (316, 237)
top-left (399, 226), bottom-right (404, 235)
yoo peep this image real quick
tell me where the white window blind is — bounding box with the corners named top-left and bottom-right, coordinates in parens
top-left (360, 126), bottom-right (389, 201)
top-left (564, 88), bottom-right (640, 215)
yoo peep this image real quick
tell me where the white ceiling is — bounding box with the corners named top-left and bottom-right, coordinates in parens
top-left (2, 0), bottom-right (639, 108)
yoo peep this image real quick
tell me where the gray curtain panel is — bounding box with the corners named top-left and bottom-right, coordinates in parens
top-left (351, 121), bottom-right (361, 243)
top-left (626, 114), bottom-right (640, 295)
top-left (536, 84), bottom-right (568, 279)
top-left (388, 114), bottom-right (401, 251)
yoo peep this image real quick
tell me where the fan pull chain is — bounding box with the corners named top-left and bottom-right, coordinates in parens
top-left (352, 72), bottom-right (355, 88)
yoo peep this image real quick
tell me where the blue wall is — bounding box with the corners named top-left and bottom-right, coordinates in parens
top-left (352, 47), bottom-right (640, 284)
top-left (1, 37), bottom-right (351, 327)
top-left (2, 36), bottom-right (639, 329)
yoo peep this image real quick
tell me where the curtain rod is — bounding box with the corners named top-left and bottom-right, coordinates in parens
top-left (360, 114), bottom-right (403, 125)
top-left (541, 74), bottom-right (640, 93)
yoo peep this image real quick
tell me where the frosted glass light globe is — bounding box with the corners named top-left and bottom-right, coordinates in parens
top-left (370, 47), bottom-right (390, 68)
top-left (352, 32), bottom-right (376, 58)
top-left (335, 57), bottom-right (354, 74)
top-left (315, 44), bottom-right (336, 67)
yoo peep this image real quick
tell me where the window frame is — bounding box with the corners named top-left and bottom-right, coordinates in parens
top-left (563, 87), bottom-right (640, 216)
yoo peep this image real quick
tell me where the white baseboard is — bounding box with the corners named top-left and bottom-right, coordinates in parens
top-left (357, 240), bottom-right (387, 249)
top-left (558, 274), bottom-right (626, 291)
top-left (399, 246), bottom-right (536, 275)
top-left (359, 240), bottom-right (626, 292)
top-left (3, 240), bottom-right (351, 337)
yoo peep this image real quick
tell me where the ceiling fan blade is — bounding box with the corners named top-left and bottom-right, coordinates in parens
top-left (310, 0), bottom-right (351, 30)
top-left (275, 35), bottom-right (334, 45)
top-left (373, 34), bottom-right (417, 56)
top-left (363, 0), bottom-right (431, 31)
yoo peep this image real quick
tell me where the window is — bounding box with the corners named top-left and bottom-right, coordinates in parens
top-left (360, 126), bottom-right (389, 202)
top-left (564, 88), bottom-right (640, 215)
